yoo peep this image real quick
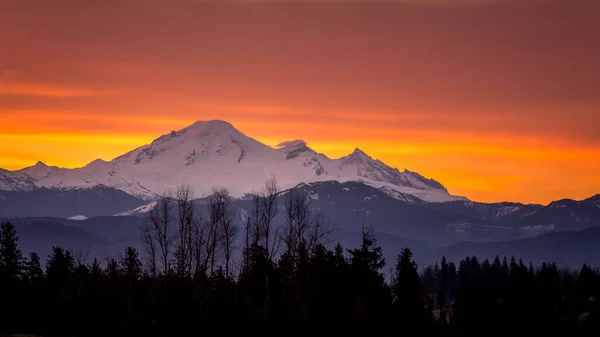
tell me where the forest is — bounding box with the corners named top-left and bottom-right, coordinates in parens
top-left (1, 180), bottom-right (599, 336)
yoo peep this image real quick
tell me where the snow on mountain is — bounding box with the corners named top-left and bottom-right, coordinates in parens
top-left (5, 120), bottom-right (465, 203)
top-left (0, 168), bottom-right (37, 191)
top-left (16, 161), bottom-right (65, 180)
top-left (114, 201), bottom-right (158, 216)
top-left (68, 215), bottom-right (88, 221)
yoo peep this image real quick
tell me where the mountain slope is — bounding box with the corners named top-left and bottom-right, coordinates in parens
top-left (7, 120), bottom-right (463, 203)
top-left (4, 216), bottom-right (144, 264)
top-left (0, 186), bottom-right (147, 218)
top-left (0, 168), bottom-right (37, 191)
top-left (438, 226), bottom-right (600, 267)
top-left (16, 161), bottom-right (66, 179)
top-left (285, 181), bottom-right (516, 246)
top-left (426, 194), bottom-right (600, 237)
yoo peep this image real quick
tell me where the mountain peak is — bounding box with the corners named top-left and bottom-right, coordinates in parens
top-left (352, 147), bottom-right (367, 156)
top-left (34, 161), bottom-right (48, 167)
top-left (346, 147), bottom-right (371, 161)
top-left (186, 120), bottom-right (235, 133)
top-left (85, 159), bottom-right (108, 168)
top-left (340, 147), bottom-right (375, 165)
top-left (150, 120), bottom-right (240, 145)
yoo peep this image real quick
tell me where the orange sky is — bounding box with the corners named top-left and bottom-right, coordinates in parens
top-left (1, 0), bottom-right (599, 204)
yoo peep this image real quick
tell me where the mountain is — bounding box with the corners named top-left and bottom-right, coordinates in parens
top-left (427, 194), bottom-right (600, 237)
top-left (112, 180), bottom-right (517, 246)
top-left (112, 180), bottom-right (599, 245)
top-left (2, 179), bottom-right (596, 252)
top-left (438, 226), bottom-right (600, 267)
top-left (16, 161), bottom-right (66, 180)
top-left (0, 186), bottom-right (147, 218)
top-left (1, 119), bottom-right (598, 261)
top-left (278, 181), bottom-right (517, 246)
top-left (3, 216), bottom-right (145, 264)
top-left (0, 168), bottom-right (37, 191)
top-left (2, 120), bottom-right (463, 203)
top-left (7, 212), bottom-right (600, 269)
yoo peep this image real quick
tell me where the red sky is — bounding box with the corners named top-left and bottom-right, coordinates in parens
top-left (1, 0), bottom-right (599, 204)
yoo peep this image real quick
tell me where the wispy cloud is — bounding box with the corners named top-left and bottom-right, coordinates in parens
top-left (275, 139), bottom-right (307, 148)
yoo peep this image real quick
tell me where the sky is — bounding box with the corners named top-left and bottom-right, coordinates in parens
top-left (0, 0), bottom-right (599, 204)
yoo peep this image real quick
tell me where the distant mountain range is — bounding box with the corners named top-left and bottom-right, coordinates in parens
top-left (5, 213), bottom-right (600, 269)
top-left (1, 120), bottom-right (599, 267)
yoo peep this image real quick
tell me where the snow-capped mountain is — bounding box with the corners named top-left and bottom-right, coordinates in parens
top-left (0, 168), bottom-right (37, 191)
top-left (2, 120), bottom-right (464, 203)
top-left (17, 161), bottom-right (66, 180)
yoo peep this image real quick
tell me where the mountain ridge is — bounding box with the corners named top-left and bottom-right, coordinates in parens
top-left (1, 119), bottom-right (462, 203)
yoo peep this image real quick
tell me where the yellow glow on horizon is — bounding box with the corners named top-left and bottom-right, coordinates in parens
top-left (1, 96), bottom-right (599, 206)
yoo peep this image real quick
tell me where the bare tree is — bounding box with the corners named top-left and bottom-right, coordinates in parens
top-left (255, 176), bottom-right (280, 318)
top-left (283, 189), bottom-right (335, 265)
top-left (191, 213), bottom-right (207, 277)
top-left (146, 190), bottom-right (175, 277)
top-left (306, 209), bottom-right (335, 253)
top-left (242, 215), bottom-right (251, 273)
top-left (174, 184), bottom-right (195, 278)
top-left (282, 189), bottom-right (311, 261)
top-left (283, 190), bottom-right (297, 258)
top-left (205, 188), bottom-right (225, 275)
top-left (261, 176), bottom-right (280, 260)
top-left (250, 190), bottom-right (264, 247)
top-left (214, 188), bottom-right (238, 278)
top-left (141, 220), bottom-right (158, 278)
top-left (72, 247), bottom-right (90, 268)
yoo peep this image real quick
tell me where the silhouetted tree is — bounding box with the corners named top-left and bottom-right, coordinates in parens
top-left (122, 246), bottom-right (143, 282)
top-left (347, 224), bottom-right (388, 321)
top-left (394, 247), bottom-right (424, 326)
top-left (23, 251), bottom-right (43, 283)
top-left (0, 221), bottom-right (23, 281)
top-left (3, 183), bottom-right (600, 336)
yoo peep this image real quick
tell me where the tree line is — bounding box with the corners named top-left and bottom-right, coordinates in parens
top-left (1, 178), bottom-right (600, 336)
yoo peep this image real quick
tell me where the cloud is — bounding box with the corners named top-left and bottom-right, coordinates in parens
top-left (275, 139), bottom-right (307, 148)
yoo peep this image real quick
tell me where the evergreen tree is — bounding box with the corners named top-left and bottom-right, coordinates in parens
top-left (333, 242), bottom-right (346, 268)
top-left (436, 256), bottom-right (450, 322)
top-left (90, 258), bottom-right (103, 280)
top-left (347, 225), bottom-right (385, 273)
top-left (23, 252), bottom-right (44, 283)
top-left (0, 222), bottom-right (23, 281)
top-left (121, 246), bottom-right (143, 282)
top-left (106, 257), bottom-right (120, 281)
top-left (0, 222), bottom-right (25, 334)
top-left (347, 224), bottom-right (388, 322)
top-left (394, 247), bottom-right (424, 325)
top-left (2, 214), bottom-right (600, 335)
top-left (46, 247), bottom-right (74, 280)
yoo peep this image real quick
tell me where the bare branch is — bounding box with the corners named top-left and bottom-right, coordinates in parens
top-left (140, 222), bottom-right (157, 278)
top-left (261, 175), bottom-right (279, 260)
top-left (307, 209), bottom-right (336, 253)
top-left (174, 184), bottom-right (195, 278)
top-left (147, 190), bottom-right (175, 277)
